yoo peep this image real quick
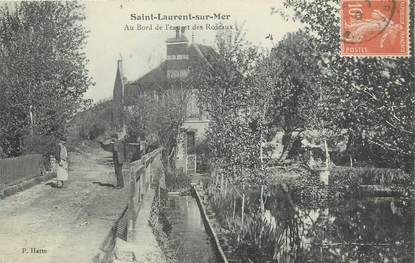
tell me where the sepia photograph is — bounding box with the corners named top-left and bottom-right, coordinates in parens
top-left (0, 0), bottom-right (413, 262)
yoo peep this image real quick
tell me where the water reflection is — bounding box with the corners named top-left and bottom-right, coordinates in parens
top-left (164, 195), bottom-right (218, 263)
top-left (264, 189), bottom-right (414, 263)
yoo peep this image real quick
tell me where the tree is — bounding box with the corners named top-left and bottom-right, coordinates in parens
top-left (280, 0), bottom-right (414, 171)
top-left (193, 28), bottom-right (271, 188)
top-left (0, 2), bottom-right (93, 156)
top-left (264, 30), bottom-right (322, 161)
top-left (126, 79), bottom-right (191, 169)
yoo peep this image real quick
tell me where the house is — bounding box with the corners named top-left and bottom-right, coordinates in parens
top-left (112, 27), bottom-right (214, 174)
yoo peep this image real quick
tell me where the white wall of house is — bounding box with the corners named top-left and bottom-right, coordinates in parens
top-left (175, 91), bottom-right (209, 174)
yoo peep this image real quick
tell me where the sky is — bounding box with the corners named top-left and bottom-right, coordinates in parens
top-left (83, 0), bottom-right (301, 102)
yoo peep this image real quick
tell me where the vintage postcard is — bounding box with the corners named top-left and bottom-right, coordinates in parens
top-left (0, 0), bottom-right (413, 263)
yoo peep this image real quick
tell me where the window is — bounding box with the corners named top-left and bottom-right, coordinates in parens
top-left (167, 69), bottom-right (189, 79)
top-left (186, 131), bottom-right (195, 154)
top-left (166, 54), bottom-right (189, 60)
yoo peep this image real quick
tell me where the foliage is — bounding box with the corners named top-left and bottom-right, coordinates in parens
top-left (207, 177), bottom-right (414, 262)
top-left (149, 193), bottom-right (177, 263)
top-left (86, 122), bottom-right (110, 140)
top-left (264, 30), bottom-right (324, 161)
top-left (306, 198), bottom-right (414, 263)
top-left (164, 169), bottom-right (191, 192)
top-left (0, 2), bottom-right (93, 156)
top-left (193, 27), bottom-right (272, 187)
top-left (280, 0), bottom-right (414, 172)
top-left (126, 80), bottom-right (191, 168)
top-left (329, 166), bottom-right (413, 197)
top-left (206, 183), bottom-right (309, 263)
top-left (22, 133), bottom-right (58, 158)
top-left (236, 213), bottom-right (280, 263)
top-left (76, 104), bottom-right (112, 141)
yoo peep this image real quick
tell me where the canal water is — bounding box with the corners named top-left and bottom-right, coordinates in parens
top-left (164, 194), bottom-right (218, 263)
top-left (264, 193), bottom-right (414, 262)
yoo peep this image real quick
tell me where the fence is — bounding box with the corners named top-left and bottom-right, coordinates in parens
top-left (97, 148), bottom-right (162, 262)
top-left (207, 168), bottom-right (264, 229)
top-left (117, 147), bottom-right (162, 241)
top-left (0, 154), bottom-right (44, 187)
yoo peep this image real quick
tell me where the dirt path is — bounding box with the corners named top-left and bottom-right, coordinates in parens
top-left (0, 145), bottom-right (130, 263)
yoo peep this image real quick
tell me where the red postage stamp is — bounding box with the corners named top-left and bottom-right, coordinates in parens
top-left (340, 0), bottom-right (409, 56)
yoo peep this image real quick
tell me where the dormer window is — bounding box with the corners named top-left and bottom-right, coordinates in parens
top-left (167, 54), bottom-right (189, 60)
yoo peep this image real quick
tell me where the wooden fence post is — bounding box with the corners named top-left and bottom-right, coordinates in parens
top-left (129, 169), bottom-right (136, 214)
top-left (127, 168), bottom-right (136, 241)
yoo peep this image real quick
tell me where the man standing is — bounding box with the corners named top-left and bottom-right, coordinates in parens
top-left (112, 135), bottom-right (125, 189)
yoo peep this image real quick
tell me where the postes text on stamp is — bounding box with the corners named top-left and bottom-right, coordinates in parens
top-left (341, 0), bottom-right (409, 57)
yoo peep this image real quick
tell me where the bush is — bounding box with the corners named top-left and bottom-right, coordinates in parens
top-left (78, 117), bottom-right (110, 140)
top-left (329, 166), bottom-right (412, 197)
top-left (165, 170), bottom-right (191, 192)
top-left (88, 121), bottom-right (110, 140)
top-left (149, 193), bottom-right (176, 263)
top-left (331, 166), bottom-right (411, 185)
top-left (236, 213), bottom-right (280, 263)
top-left (206, 184), bottom-right (305, 263)
top-left (22, 134), bottom-right (57, 159)
top-left (73, 101), bottom-right (113, 141)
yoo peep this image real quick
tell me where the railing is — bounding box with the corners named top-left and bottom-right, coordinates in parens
top-left (0, 154), bottom-right (44, 187)
top-left (97, 148), bottom-right (162, 262)
top-left (125, 147), bottom-right (162, 241)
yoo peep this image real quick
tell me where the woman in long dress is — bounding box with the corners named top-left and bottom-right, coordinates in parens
top-left (56, 138), bottom-right (68, 188)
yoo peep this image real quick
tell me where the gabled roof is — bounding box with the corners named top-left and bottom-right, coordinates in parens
top-left (124, 43), bottom-right (216, 106)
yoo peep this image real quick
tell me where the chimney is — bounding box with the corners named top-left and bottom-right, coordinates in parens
top-left (175, 27), bottom-right (180, 39)
top-left (166, 28), bottom-right (189, 79)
